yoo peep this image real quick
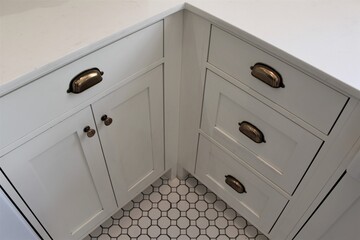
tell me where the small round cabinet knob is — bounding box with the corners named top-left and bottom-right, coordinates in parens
top-left (83, 126), bottom-right (96, 138)
top-left (101, 114), bottom-right (113, 126)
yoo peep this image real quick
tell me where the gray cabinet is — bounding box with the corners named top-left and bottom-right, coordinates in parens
top-left (0, 21), bottom-right (165, 240)
top-left (0, 107), bottom-right (117, 240)
top-left (92, 66), bottom-right (164, 208)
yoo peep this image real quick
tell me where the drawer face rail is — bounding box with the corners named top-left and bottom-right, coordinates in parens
top-left (201, 70), bottom-right (323, 194)
top-left (196, 135), bottom-right (288, 233)
top-left (208, 25), bottom-right (348, 134)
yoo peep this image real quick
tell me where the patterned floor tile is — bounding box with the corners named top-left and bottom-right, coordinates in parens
top-left (87, 175), bottom-right (269, 240)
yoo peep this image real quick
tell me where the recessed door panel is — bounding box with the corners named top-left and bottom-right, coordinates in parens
top-left (0, 107), bottom-right (116, 240)
top-left (93, 66), bottom-right (164, 206)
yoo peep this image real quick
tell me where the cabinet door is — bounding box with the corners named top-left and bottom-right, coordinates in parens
top-left (0, 107), bottom-right (117, 240)
top-left (92, 65), bottom-right (164, 206)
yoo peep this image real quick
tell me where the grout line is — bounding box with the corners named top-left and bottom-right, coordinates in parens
top-left (87, 175), bottom-right (268, 240)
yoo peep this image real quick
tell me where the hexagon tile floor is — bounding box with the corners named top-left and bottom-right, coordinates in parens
top-left (85, 175), bottom-right (269, 240)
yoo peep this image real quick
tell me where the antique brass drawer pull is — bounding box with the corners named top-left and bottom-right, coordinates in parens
top-left (67, 68), bottom-right (104, 94)
top-left (225, 175), bottom-right (246, 194)
top-left (250, 63), bottom-right (284, 88)
top-left (239, 121), bottom-right (266, 143)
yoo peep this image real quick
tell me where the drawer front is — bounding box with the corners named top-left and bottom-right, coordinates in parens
top-left (0, 21), bottom-right (163, 151)
top-left (208, 26), bottom-right (348, 134)
top-left (196, 136), bottom-right (288, 233)
top-left (201, 70), bottom-right (323, 194)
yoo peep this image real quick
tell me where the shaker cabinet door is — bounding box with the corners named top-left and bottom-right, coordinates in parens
top-left (92, 65), bottom-right (164, 207)
top-left (0, 107), bottom-right (117, 240)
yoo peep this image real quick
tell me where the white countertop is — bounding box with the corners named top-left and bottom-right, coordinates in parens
top-left (1, 0), bottom-right (359, 97)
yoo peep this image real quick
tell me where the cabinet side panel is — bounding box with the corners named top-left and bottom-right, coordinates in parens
top-left (0, 185), bottom-right (39, 240)
top-left (0, 171), bottom-right (51, 240)
top-left (294, 172), bottom-right (360, 240)
top-left (164, 11), bottom-right (183, 177)
top-left (269, 99), bottom-right (359, 240)
top-left (178, 11), bottom-right (211, 175)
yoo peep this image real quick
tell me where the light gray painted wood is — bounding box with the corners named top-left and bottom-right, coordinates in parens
top-left (0, 187), bottom-right (39, 240)
top-left (92, 66), bottom-right (164, 208)
top-left (206, 63), bottom-right (328, 141)
top-left (0, 107), bottom-right (117, 240)
top-left (201, 70), bottom-right (323, 194)
top-left (1, 10), bottom-right (359, 240)
top-left (0, 21), bottom-right (163, 152)
top-left (318, 189), bottom-right (360, 240)
top-left (177, 11), bottom-right (211, 175)
top-left (295, 172), bottom-right (360, 240)
top-left (270, 99), bottom-right (359, 240)
top-left (0, 172), bottom-right (51, 240)
top-left (347, 148), bottom-right (360, 181)
top-left (164, 12), bottom-right (183, 178)
top-left (195, 135), bottom-right (288, 234)
top-left (208, 26), bottom-right (348, 134)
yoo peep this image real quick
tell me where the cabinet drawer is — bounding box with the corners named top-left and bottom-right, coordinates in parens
top-left (0, 21), bottom-right (163, 151)
top-left (208, 26), bottom-right (348, 134)
top-left (196, 136), bottom-right (288, 233)
top-left (201, 70), bottom-right (323, 194)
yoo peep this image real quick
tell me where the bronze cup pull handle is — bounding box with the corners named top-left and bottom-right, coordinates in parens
top-left (225, 175), bottom-right (246, 194)
top-left (67, 68), bottom-right (104, 94)
top-left (250, 63), bottom-right (284, 88)
top-left (239, 121), bottom-right (266, 143)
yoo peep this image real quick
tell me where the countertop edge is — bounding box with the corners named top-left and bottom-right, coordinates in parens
top-left (1, 1), bottom-right (360, 99)
top-left (0, 3), bottom-right (185, 97)
top-left (184, 3), bottom-right (360, 99)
